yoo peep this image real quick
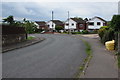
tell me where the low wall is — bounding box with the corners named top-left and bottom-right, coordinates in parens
top-left (1, 24), bottom-right (27, 46)
top-left (2, 34), bottom-right (27, 46)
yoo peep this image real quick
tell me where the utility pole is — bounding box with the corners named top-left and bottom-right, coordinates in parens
top-left (52, 11), bottom-right (54, 33)
top-left (68, 11), bottom-right (70, 34)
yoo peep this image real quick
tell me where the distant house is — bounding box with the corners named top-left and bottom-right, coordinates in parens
top-left (47, 20), bottom-right (64, 31)
top-left (35, 21), bottom-right (48, 30)
top-left (64, 18), bottom-right (86, 32)
top-left (86, 16), bottom-right (107, 31)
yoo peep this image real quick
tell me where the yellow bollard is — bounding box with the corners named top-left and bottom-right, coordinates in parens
top-left (105, 40), bottom-right (115, 51)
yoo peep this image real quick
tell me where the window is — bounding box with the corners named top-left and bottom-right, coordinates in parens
top-left (97, 22), bottom-right (101, 25)
top-left (89, 22), bottom-right (94, 26)
top-left (80, 24), bottom-right (83, 27)
top-left (72, 23), bottom-right (74, 26)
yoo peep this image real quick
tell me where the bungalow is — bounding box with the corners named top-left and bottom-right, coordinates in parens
top-left (64, 18), bottom-right (86, 32)
top-left (47, 20), bottom-right (64, 31)
top-left (86, 16), bottom-right (107, 31)
top-left (35, 21), bottom-right (48, 30)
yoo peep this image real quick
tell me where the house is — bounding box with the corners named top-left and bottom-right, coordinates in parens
top-left (86, 16), bottom-right (107, 31)
top-left (47, 20), bottom-right (64, 31)
top-left (64, 18), bottom-right (86, 32)
top-left (35, 21), bottom-right (48, 30)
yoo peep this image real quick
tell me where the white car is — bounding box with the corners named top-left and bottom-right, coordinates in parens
top-left (41, 31), bottom-right (45, 34)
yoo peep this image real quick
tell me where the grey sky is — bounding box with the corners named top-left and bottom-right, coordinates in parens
top-left (1, 2), bottom-right (118, 21)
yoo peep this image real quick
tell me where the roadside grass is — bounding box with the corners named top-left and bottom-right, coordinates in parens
top-left (118, 55), bottom-right (120, 68)
top-left (76, 39), bottom-right (92, 78)
top-left (115, 52), bottom-right (120, 68)
top-left (27, 36), bottom-right (35, 40)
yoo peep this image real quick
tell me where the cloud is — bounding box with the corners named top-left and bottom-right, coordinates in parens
top-left (2, 0), bottom-right (119, 2)
top-left (1, 2), bottom-right (118, 21)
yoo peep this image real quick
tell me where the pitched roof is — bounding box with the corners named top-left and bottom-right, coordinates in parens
top-left (51, 20), bottom-right (64, 25)
top-left (88, 16), bottom-right (107, 22)
top-left (35, 21), bottom-right (46, 26)
top-left (70, 18), bottom-right (86, 23)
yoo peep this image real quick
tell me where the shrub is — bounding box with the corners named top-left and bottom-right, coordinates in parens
top-left (114, 32), bottom-right (118, 50)
top-left (71, 32), bottom-right (76, 34)
top-left (55, 26), bottom-right (64, 32)
top-left (98, 26), bottom-right (109, 39)
top-left (90, 30), bottom-right (98, 34)
top-left (100, 26), bottom-right (109, 30)
top-left (35, 29), bottom-right (44, 33)
top-left (76, 32), bottom-right (82, 34)
top-left (98, 28), bottom-right (107, 39)
top-left (101, 28), bottom-right (115, 44)
top-left (82, 30), bottom-right (89, 34)
top-left (71, 32), bottom-right (81, 34)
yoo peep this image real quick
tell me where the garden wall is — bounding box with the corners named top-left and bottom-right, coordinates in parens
top-left (1, 24), bottom-right (27, 46)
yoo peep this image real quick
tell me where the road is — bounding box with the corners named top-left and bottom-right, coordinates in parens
top-left (3, 34), bottom-right (86, 78)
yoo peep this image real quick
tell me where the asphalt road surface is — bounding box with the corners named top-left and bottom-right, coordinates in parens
top-left (3, 34), bottom-right (86, 78)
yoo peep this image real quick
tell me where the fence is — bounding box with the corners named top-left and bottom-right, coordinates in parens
top-left (1, 24), bottom-right (27, 46)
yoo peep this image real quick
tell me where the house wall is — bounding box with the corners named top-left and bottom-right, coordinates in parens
top-left (64, 19), bottom-right (77, 30)
top-left (34, 22), bottom-right (39, 29)
top-left (87, 18), bottom-right (105, 30)
top-left (47, 21), bottom-right (56, 30)
top-left (77, 23), bottom-right (86, 30)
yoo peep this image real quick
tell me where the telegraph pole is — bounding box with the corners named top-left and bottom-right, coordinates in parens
top-left (68, 11), bottom-right (70, 34)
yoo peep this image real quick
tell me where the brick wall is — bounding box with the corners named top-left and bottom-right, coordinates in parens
top-left (2, 34), bottom-right (27, 46)
top-left (1, 24), bottom-right (27, 46)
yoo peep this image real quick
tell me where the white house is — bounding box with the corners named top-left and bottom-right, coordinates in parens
top-left (87, 16), bottom-right (107, 30)
top-left (64, 18), bottom-right (86, 32)
top-left (34, 22), bottom-right (39, 29)
top-left (47, 20), bottom-right (64, 30)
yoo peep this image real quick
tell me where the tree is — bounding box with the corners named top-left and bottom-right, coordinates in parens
top-left (55, 26), bottom-right (64, 32)
top-left (84, 18), bottom-right (88, 21)
top-left (23, 20), bottom-right (37, 34)
top-left (110, 15), bottom-right (120, 32)
top-left (3, 15), bottom-right (15, 24)
top-left (74, 17), bottom-right (83, 20)
top-left (110, 15), bottom-right (120, 54)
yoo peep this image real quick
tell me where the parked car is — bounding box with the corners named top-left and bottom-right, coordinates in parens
top-left (41, 31), bottom-right (45, 34)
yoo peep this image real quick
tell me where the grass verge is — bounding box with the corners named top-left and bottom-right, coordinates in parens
top-left (27, 36), bottom-right (35, 40)
top-left (115, 52), bottom-right (120, 68)
top-left (118, 55), bottom-right (120, 68)
top-left (76, 39), bottom-right (92, 78)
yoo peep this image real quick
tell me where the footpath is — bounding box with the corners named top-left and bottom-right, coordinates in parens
top-left (75, 34), bottom-right (118, 78)
top-left (2, 36), bottom-right (45, 53)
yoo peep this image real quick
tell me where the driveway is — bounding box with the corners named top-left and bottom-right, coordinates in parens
top-left (2, 34), bottom-right (86, 78)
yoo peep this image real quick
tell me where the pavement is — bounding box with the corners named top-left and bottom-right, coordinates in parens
top-left (2, 34), bottom-right (87, 78)
top-left (74, 34), bottom-right (118, 78)
top-left (2, 35), bottom-right (45, 53)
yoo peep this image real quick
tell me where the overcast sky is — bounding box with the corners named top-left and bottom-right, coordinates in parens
top-left (1, 2), bottom-right (118, 21)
